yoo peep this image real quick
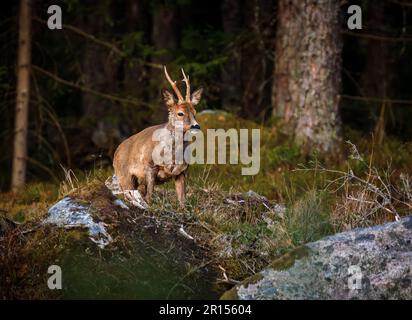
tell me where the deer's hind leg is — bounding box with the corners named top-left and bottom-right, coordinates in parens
top-left (137, 183), bottom-right (146, 198)
top-left (118, 173), bottom-right (134, 192)
top-left (120, 174), bottom-right (149, 208)
top-left (128, 174), bottom-right (147, 198)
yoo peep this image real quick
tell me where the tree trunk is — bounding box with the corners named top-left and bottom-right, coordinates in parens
top-left (150, 2), bottom-right (178, 123)
top-left (361, 1), bottom-right (390, 99)
top-left (240, 0), bottom-right (274, 119)
top-left (361, 0), bottom-right (392, 144)
top-left (11, 0), bottom-right (31, 192)
top-left (152, 4), bottom-right (177, 64)
top-left (80, 2), bottom-right (121, 120)
top-left (124, 0), bottom-right (148, 100)
top-left (221, 0), bottom-right (241, 111)
top-left (272, 0), bottom-right (342, 156)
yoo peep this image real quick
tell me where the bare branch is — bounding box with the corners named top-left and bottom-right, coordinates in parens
top-left (340, 94), bottom-right (412, 106)
top-left (342, 29), bottom-right (412, 42)
top-left (32, 17), bottom-right (163, 70)
top-left (390, 0), bottom-right (412, 8)
top-left (32, 65), bottom-right (150, 107)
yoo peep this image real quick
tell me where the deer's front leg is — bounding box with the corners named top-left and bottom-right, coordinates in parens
top-left (145, 167), bottom-right (156, 205)
top-left (175, 172), bottom-right (186, 207)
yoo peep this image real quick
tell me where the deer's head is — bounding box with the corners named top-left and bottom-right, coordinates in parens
top-left (162, 66), bottom-right (203, 133)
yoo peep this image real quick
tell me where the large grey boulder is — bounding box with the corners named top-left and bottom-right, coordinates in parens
top-left (222, 216), bottom-right (412, 300)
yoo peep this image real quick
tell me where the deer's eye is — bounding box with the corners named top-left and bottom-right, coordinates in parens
top-left (178, 112), bottom-right (184, 116)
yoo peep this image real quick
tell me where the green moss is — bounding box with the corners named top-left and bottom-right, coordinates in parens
top-left (220, 287), bottom-right (240, 300)
top-left (220, 273), bottom-right (264, 300)
top-left (269, 245), bottom-right (311, 271)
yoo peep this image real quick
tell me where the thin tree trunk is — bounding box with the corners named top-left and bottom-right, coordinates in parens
top-left (272, 0), bottom-right (342, 156)
top-left (11, 0), bottom-right (31, 192)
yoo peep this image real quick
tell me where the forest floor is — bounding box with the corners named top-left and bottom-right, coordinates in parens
top-left (1, 111), bottom-right (412, 299)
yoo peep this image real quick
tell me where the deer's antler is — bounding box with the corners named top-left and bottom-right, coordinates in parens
top-left (181, 68), bottom-right (191, 102)
top-left (164, 66), bottom-right (184, 103)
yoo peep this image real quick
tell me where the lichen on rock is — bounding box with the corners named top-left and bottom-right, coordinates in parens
top-left (222, 216), bottom-right (412, 300)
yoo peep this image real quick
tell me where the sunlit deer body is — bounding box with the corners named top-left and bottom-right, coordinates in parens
top-left (113, 67), bottom-right (203, 207)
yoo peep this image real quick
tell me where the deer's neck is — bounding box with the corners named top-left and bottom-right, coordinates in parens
top-left (166, 114), bottom-right (183, 138)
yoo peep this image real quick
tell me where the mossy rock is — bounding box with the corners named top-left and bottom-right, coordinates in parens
top-left (221, 216), bottom-right (412, 300)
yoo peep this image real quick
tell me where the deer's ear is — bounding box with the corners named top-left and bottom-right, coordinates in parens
top-left (162, 89), bottom-right (175, 107)
top-left (191, 88), bottom-right (203, 106)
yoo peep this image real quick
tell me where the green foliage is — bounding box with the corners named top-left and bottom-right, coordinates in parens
top-left (237, 222), bottom-right (274, 246)
top-left (65, 0), bottom-right (81, 13)
top-left (175, 27), bottom-right (231, 100)
top-left (120, 32), bottom-right (153, 60)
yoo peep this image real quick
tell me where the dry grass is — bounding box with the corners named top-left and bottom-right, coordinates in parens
top-left (296, 141), bottom-right (412, 231)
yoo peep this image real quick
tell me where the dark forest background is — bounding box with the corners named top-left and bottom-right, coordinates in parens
top-left (1, 0), bottom-right (412, 191)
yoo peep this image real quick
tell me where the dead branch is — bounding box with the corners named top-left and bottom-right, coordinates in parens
top-left (342, 29), bottom-right (412, 42)
top-left (32, 65), bottom-right (150, 107)
top-left (340, 94), bottom-right (412, 106)
top-left (33, 17), bottom-right (163, 70)
top-left (390, 0), bottom-right (412, 8)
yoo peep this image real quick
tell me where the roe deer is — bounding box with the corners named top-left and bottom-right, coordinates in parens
top-left (113, 66), bottom-right (203, 207)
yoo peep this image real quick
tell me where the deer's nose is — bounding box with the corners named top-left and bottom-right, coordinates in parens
top-left (191, 124), bottom-right (200, 130)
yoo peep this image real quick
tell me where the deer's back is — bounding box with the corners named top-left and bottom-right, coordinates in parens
top-left (113, 124), bottom-right (165, 178)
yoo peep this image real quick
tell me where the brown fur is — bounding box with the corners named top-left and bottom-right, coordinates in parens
top-left (113, 84), bottom-right (203, 207)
